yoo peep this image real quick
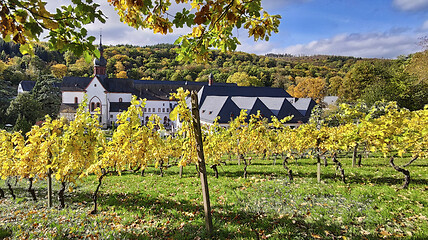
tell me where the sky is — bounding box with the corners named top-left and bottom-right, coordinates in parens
top-left (48, 0), bottom-right (428, 59)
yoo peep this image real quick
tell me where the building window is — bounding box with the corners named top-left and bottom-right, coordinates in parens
top-left (110, 115), bottom-right (113, 119)
top-left (74, 97), bottom-right (78, 104)
top-left (94, 84), bottom-right (97, 87)
top-left (148, 108), bottom-right (151, 112)
top-left (143, 108), bottom-right (146, 112)
top-left (96, 102), bottom-right (100, 109)
top-left (167, 108), bottom-right (169, 112)
top-left (153, 108), bottom-right (155, 112)
top-left (162, 108), bottom-right (165, 112)
top-left (158, 108), bottom-right (161, 112)
top-left (91, 102), bottom-right (95, 111)
top-left (119, 98), bottom-right (122, 102)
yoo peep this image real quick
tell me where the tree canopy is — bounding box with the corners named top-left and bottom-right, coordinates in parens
top-left (1, 0), bottom-right (280, 62)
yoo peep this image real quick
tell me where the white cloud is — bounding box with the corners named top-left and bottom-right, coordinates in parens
top-left (422, 20), bottom-right (428, 30)
top-left (270, 32), bottom-right (421, 58)
top-left (236, 40), bottom-right (277, 55)
top-left (393, 0), bottom-right (428, 11)
top-left (262, 0), bottom-right (312, 10)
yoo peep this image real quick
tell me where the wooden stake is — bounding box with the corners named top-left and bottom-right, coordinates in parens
top-left (47, 168), bottom-right (52, 207)
top-left (191, 91), bottom-right (213, 235)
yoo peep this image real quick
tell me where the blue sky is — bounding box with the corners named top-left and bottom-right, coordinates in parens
top-left (50, 0), bottom-right (428, 58)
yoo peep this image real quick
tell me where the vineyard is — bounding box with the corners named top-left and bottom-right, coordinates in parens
top-left (0, 88), bottom-right (427, 239)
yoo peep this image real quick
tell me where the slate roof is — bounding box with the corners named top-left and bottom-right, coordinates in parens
top-left (198, 94), bottom-right (314, 124)
top-left (199, 96), bottom-right (242, 123)
top-left (195, 85), bottom-right (315, 124)
top-left (19, 81), bottom-right (36, 92)
top-left (61, 77), bottom-right (93, 91)
top-left (110, 102), bottom-right (132, 112)
top-left (292, 98), bottom-right (316, 117)
top-left (197, 85), bottom-right (291, 107)
top-left (292, 98), bottom-right (317, 122)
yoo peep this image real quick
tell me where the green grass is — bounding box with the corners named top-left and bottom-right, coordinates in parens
top-left (0, 156), bottom-right (427, 239)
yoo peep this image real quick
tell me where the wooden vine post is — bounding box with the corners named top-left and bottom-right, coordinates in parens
top-left (190, 91), bottom-right (213, 235)
top-left (47, 168), bottom-right (53, 207)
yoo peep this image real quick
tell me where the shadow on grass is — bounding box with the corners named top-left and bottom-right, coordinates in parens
top-left (301, 170), bottom-right (428, 187)
top-left (63, 186), bottom-right (400, 240)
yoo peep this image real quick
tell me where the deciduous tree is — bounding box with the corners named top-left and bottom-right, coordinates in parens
top-left (1, 0), bottom-right (280, 62)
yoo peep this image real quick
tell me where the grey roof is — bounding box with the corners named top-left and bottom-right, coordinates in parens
top-left (323, 96), bottom-right (339, 105)
top-left (19, 81), bottom-right (36, 92)
top-left (200, 96), bottom-right (242, 124)
top-left (230, 97), bottom-right (257, 110)
top-left (23, 76), bottom-right (236, 100)
top-left (61, 77), bottom-right (92, 91)
top-left (257, 97), bottom-right (285, 115)
top-left (110, 102), bottom-right (132, 112)
top-left (197, 85), bottom-right (291, 107)
top-left (248, 98), bottom-right (275, 118)
top-left (277, 99), bottom-right (305, 123)
top-left (292, 98), bottom-right (317, 121)
top-left (200, 96), bottom-right (228, 123)
top-left (199, 95), bottom-right (311, 124)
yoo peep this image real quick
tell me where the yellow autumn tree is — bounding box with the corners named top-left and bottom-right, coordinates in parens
top-left (287, 77), bottom-right (326, 103)
top-left (51, 64), bottom-right (67, 79)
top-left (116, 70), bottom-right (127, 78)
top-left (226, 72), bottom-right (260, 87)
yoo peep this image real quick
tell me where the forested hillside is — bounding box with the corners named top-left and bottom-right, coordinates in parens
top-left (1, 38), bottom-right (427, 127)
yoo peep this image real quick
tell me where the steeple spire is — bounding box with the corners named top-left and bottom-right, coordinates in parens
top-left (98, 30), bottom-right (104, 52)
top-left (94, 33), bottom-right (107, 77)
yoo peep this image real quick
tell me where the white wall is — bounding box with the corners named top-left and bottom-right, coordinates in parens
top-left (17, 84), bottom-right (24, 94)
top-left (143, 100), bottom-right (176, 128)
top-left (62, 91), bottom-right (85, 104)
top-left (85, 77), bottom-right (107, 126)
top-left (107, 93), bottom-right (132, 102)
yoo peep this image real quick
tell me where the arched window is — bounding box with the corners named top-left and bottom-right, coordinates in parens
top-left (74, 97), bottom-right (78, 104)
top-left (96, 102), bottom-right (100, 109)
top-left (119, 98), bottom-right (122, 102)
top-left (91, 102), bottom-right (95, 111)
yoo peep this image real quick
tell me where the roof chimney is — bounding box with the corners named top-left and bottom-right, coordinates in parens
top-left (208, 73), bottom-right (213, 86)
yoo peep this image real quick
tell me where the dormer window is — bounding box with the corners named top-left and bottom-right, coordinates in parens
top-left (119, 98), bottom-right (123, 102)
top-left (74, 97), bottom-right (78, 104)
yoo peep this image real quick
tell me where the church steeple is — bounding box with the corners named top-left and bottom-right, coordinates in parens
top-left (94, 34), bottom-right (107, 77)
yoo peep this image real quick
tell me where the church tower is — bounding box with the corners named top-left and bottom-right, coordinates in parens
top-left (94, 35), bottom-right (107, 77)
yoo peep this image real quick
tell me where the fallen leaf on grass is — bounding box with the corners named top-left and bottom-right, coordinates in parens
top-left (311, 233), bottom-right (321, 239)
